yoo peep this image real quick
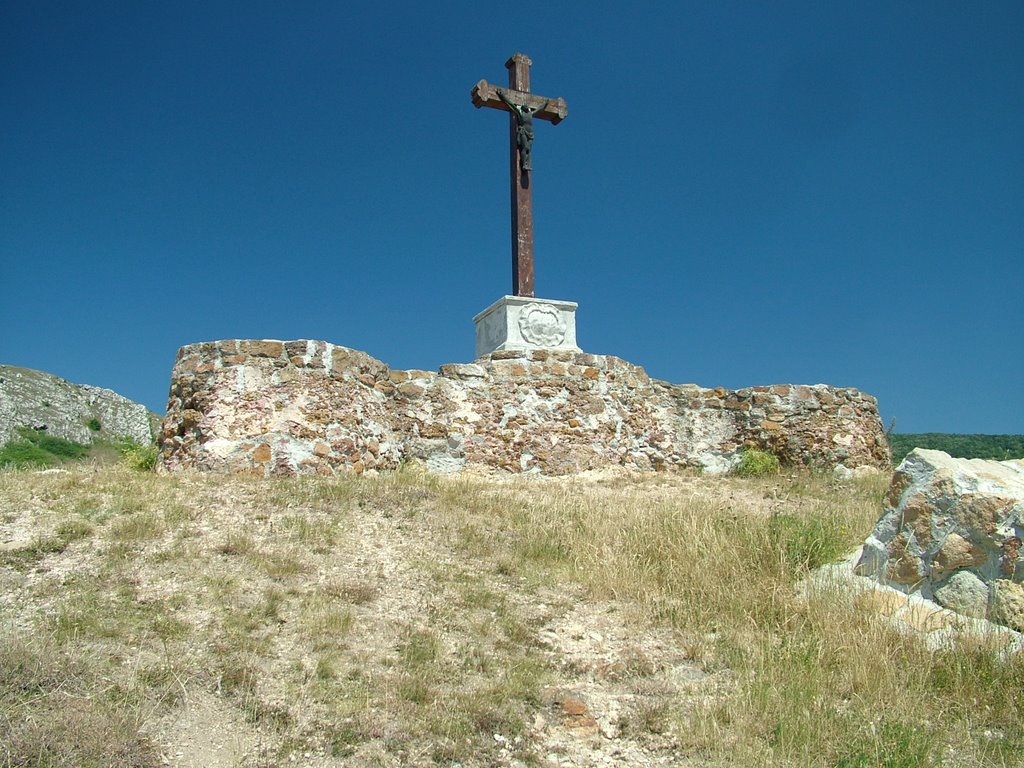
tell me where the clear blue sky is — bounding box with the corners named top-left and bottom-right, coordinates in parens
top-left (2, 2), bottom-right (1021, 434)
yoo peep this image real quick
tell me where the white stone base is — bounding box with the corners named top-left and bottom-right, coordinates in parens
top-left (474, 295), bottom-right (580, 358)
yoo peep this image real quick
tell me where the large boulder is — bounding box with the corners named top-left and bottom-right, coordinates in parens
top-left (856, 449), bottom-right (1024, 629)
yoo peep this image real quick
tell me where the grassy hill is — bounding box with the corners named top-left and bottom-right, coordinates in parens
top-left (2, 463), bottom-right (1022, 767)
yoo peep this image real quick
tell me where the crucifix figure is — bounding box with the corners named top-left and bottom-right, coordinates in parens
top-left (496, 88), bottom-right (548, 172)
top-left (471, 53), bottom-right (568, 298)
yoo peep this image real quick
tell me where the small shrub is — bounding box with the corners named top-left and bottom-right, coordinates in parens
top-left (397, 673), bottom-right (433, 704)
top-left (0, 634), bottom-right (161, 768)
top-left (325, 579), bottom-right (378, 605)
top-left (216, 531), bottom-right (255, 556)
top-left (87, 418), bottom-right (102, 432)
top-left (254, 547), bottom-right (308, 580)
top-left (309, 607), bottom-right (355, 641)
top-left (118, 440), bottom-right (159, 471)
top-left (734, 448), bottom-right (781, 477)
top-left (214, 655), bottom-right (259, 698)
top-left (280, 514), bottom-right (338, 551)
top-left (329, 724), bottom-right (371, 757)
top-left (108, 511), bottom-right (165, 542)
top-left (834, 717), bottom-right (936, 768)
top-left (621, 700), bottom-right (670, 735)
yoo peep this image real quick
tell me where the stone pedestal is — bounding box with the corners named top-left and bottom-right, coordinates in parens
top-left (474, 295), bottom-right (580, 358)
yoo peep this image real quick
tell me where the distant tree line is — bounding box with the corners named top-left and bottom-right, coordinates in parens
top-left (889, 433), bottom-right (1024, 463)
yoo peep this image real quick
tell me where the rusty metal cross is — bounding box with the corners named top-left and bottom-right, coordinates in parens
top-left (471, 53), bottom-right (568, 298)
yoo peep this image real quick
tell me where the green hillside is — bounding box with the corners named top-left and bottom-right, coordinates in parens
top-left (889, 433), bottom-right (1024, 463)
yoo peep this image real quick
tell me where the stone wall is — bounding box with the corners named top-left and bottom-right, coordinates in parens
top-left (158, 340), bottom-right (890, 477)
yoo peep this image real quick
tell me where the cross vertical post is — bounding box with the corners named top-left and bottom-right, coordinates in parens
top-left (507, 54), bottom-right (533, 297)
top-left (471, 54), bottom-right (568, 298)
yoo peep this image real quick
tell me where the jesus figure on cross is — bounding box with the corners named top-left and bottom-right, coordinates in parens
top-left (496, 87), bottom-right (549, 172)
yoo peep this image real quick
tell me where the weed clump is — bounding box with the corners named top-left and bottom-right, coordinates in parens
top-left (734, 448), bottom-right (781, 477)
top-left (118, 439), bottom-right (159, 471)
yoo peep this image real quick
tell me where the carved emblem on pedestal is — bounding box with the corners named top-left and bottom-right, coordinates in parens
top-left (518, 303), bottom-right (566, 347)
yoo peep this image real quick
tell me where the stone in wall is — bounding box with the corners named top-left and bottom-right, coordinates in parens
top-left (856, 449), bottom-right (1024, 630)
top-left (158, 340), bottom-right (890, 478)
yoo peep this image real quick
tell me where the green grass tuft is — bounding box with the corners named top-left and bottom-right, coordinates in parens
top-left (734, 448), bottom-right (781, 477)
top-left (769, 511), bottom-right (850, 573)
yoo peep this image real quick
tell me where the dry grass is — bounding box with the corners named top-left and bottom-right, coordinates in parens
top-left (431, 471), bottom-right (1024, 767)
top-left (0, 464), bottom-right (1021, 766)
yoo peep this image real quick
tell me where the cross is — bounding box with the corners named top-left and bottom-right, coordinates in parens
top-left (471, 53), bottom-right (568, 298)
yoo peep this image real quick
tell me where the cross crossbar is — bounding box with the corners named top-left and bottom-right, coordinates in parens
top-left (471, 81), bottom-right (568, 124)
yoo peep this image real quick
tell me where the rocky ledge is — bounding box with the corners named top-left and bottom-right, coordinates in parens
top-left (158, 340), bottom-right (890, 477)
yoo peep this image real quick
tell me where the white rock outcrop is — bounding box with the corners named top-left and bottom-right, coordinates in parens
top-left (856, 449), bottom-right (1024, 630)
top-left (0, 365), bottom-right (156, 447)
